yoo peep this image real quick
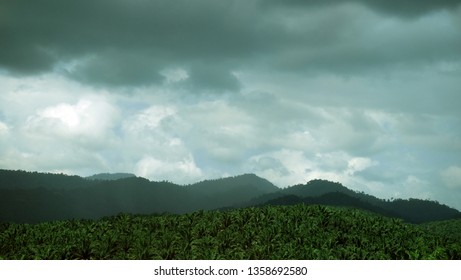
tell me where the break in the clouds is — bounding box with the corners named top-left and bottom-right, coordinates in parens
top-left (1, 0), bottom-right (461, 209)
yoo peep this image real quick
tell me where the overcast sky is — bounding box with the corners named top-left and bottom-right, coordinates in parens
top-left (1, 0), bottom-right (461, 209)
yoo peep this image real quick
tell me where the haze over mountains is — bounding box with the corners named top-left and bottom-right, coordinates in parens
top-left (0, 169), bottom-right (460, 224)
top-left (85, 173), bottom-right (137, 181)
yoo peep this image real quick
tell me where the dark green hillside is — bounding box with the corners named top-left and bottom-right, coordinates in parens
top-left (262, 192), bottom-right (401, 220)
top-left (286, 179), bottom-right (354, 197)
top-left (0, 169), bottom-right (91, 190)
top-left (388, 198), bottom-right (461, 224)
top-left (241, 180), bottom-right (351, 207)
top-left (1, 169), bottom-right (460, 224)
top-left (244, 179), bottom-right (461, 223)
top-left (1, 204), bottom-right (460, 260)
top-left (419, 219), bottom-right (461, 243)
top-left (1, 177), bottom-right (200, 223)
top-left (241, 179), bottom-right (367, 209)
top-left (85, 173), bottom-right (136, 181)
top-left (0, 171), bottom-right (281, 223)
top-left (188, 173), bottom-right (279, 208)
top-left (189, 173), bottom-right (278, 194)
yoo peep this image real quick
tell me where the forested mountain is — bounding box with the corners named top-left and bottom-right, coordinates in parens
top-left (0, 169), bottom-right (460, 224)
top-left (0, 170), bottom-right (278, 223)
top-left (187, 173), bottom-right (279, 208)
top-left (188, 173), bottom-right (278, 194)
top-left (0, 169), bottom-right (90, 190)
top-left (246, 180), bottom-right (461, 223)
top-left (85, 173), bottom-right (136, 181)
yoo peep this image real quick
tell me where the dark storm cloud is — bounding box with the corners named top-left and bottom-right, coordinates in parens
top-left (357, 0), bottom-right (461, 17)
top-left (0, 0), bottom-right (266, 89)
top-left (1, 0), bottom-right (461, 89)
top-left (187, 63), bottom-right (241, 92)
top-left (264, 0), bottom-right (461, 17)
top-left (68, 51), bottom-right (165, 87)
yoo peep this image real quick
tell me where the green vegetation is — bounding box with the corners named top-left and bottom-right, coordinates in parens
top-left (85, 173), bottom-right (136, 181)
top-left (1, 170), bottom-right (460, 224)
top-left (1, 204), bottom-right (460, 260)
top-left (419, 219), bottom-right (461, 243)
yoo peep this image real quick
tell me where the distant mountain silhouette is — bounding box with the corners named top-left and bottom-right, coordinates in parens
top-left (86, 173), bottom-right (136, 181)
top-left (0, 169), bottom-right (90, 190)
top-left (0, 170), bottom-right (279, 223)
top-left (238, 179), bottom-right (356, 207)
top-left (188, 173), bottom-right (279, 208)
top-left (261, 192), bottom-right (401, 220)
top-left (189, 173), bottom-right (278, 194)
top-left (247, 180), bottom-right (461, 223)
top-left (0, 169), bottom-right (460, 224)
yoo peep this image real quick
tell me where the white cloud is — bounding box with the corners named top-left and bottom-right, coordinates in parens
top-left (247, 149), bottom-right (356, 188)
top-left (25, 96), bottom-right (119, 143)
top-left (441, 166), bottom-right (461, 189)
top-left (346, 157), bottom-right (378, 176)
top-left (247, 149), bottom-right (312, 187)
top-left (124, 105), bottom-right (176, 132)
top-left (40, 101), bottom-right (90, 127)
top-left (0, 121), bottom-right (8, 136)
top-left (135, 154), bottom-right (203, 184)
top-left (179, 99), bottom-right (258, 163)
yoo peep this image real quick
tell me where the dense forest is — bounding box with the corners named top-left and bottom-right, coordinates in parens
top-left (1, 169), bottom-right (460, 224)
top-left (1, 204), bottom-right (460, 260)
top-left (1, 169), bottom-right (461, 260)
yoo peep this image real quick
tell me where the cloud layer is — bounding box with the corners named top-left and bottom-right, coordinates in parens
top-left (1, 0), bottom-right (461, 209)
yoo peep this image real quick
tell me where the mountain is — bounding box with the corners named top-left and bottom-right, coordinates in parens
top-left (238, 179), bottom-right (354, 207)
top-left (189, 173), bottom-right (279, 194)
top-left (85, 173), bottom-right (137, 181)
top-left (286, 179), bottom-right (354, 196)
top-left (261, 192), bottom-right (401, 220)
top-left (1, 169), bottom-right (460, 224)
top-left (0, 170), bottom-right (280, 223)
top-left (190, 174), bottom-right (278, 205)
top-left (246, 180), bottom-right (461, 223)
top-left (186, 173), bottom-right (279, 210)
top-left (0, 169), bottom-right (90, 190)
top-left (388, 198), bottom-right (461, 224)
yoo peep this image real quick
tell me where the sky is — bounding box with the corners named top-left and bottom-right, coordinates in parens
top-left (1, 0), bottom-right (461, 209)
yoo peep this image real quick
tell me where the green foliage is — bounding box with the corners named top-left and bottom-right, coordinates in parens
top-left (1, 205), bottom-right (460, 260)
top-left (1, 169), bottom-right (460, 224)
top-left (419, 219), bottom-right (461, 243)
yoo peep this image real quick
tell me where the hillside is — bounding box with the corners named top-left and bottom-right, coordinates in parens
top-left (1, 204), bottom-right (460, 260)
top-left (261, 192), bottom-right (402, 220)
top-left (0, 169), bottom-right (460, 224)
top-left (188, 173), bottom-right (279, 208)
top-left (85, 173), bottom-right (136, 181)
top-left (189, 173), bottom-right (279, 194)
top-left (0, 170), bottom-right (279, 223)
top-left (0, 169), bottom-right (90, 190)
top-left (239, 179), bottom-right (371, 207)
top-left (243, 180), bottom-right (461, 223)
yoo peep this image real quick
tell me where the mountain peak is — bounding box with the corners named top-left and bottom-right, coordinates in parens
top-left (85, 173), bottom-right (136, 181)
top-left (286, 179), bottom-right (351, 197)
top-left (189, 173), bottom-right (279, 194)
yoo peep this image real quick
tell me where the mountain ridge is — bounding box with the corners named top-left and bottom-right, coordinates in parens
top-left (0, 169), bottom-right (460, 224)
top-left (85, 173), bottom-right (137, 181)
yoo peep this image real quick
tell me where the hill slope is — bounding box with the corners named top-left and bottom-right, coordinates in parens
top-left (241, 179), bottom-right (461, 223)
top-left (85, 173), bottom-right (136, 181)
top-left (1, 169), bottom-right (460, 224)
top-left (1, 204), bottom-right (460, 260)
top-left (0, 169), bottom-right (90, 190)
top-left (0, 170), bottom-right (280, 223)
